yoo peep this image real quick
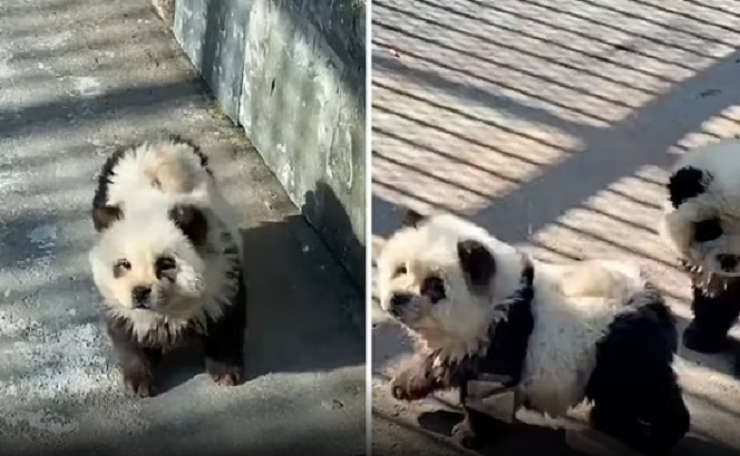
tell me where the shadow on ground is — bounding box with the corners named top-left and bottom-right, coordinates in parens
top-left (413, 410), bottom-right (740, 456)
top-left (241, 211), bottom-right (365, 380)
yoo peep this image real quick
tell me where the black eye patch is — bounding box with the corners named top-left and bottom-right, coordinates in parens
top-left (113, 259), bottom-right (131, 278)
top-left (694, 218), bottom-right (723, 243)
top-left (421, 276), bottom-right (446, 304)
top-left (155, 256), bottom-right (177, 279)
top-left (393, 265), bottom-right (407, 277)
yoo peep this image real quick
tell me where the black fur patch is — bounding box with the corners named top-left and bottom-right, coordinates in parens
top-left (169, 204), bottom-right (209, 247)
top-left (683, 274), bottom-right (740, 353)
top-left (457, 240), bottom-right (496, 288)
top-left (92, 204), bottom-right (124, 232)
top-left (401, 208), bottom-right (425, 228)
top-left (91, 147), bottom-right (129, 231)
top-left (585, 293), bottom-right (689, 453)
top-left (693, 217), bottom-right (723, 243)
top-left (667, 166), bottom-right (710, 208)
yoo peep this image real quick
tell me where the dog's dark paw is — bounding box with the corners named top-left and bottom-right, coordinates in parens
top-left (390, 365), bottom-right (436, 402)
top-left (451, 419), bottom-right (480, 449)
top-left (123, 371), bottom-right (157, 398)
top-left (682, 322), bottom-right (726, 354)
top-left (206, 359), bottom-right (244, 387)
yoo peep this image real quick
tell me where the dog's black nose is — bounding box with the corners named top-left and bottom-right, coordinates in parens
top-left (132, 286), bottom-right (151, 307)
top-left (718, 254), bottom-right (738, 272)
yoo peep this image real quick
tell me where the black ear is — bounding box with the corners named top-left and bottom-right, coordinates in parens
top-left (401, 208), bottom-right (426, 228)
top-left (169, 204), bottom-right (208, 246)
top-left (667, 166), bottom-right (710, 208)
top-left (92, 205), bottom-right (123, 232)
top-left (457, 240), bottom-right (496, 287)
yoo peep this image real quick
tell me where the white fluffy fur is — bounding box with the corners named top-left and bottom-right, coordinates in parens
top-left (89, 139), bottom-right (242, 342)
top-left (661, 139), bottom-right (740, 278)
top-left (378, 213), bottom-right (652, 417)
top-left (104, 139), bottom-right (243, 257)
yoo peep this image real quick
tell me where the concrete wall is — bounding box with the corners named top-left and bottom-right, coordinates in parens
top-left (172, 0), bottom-right (366, 288)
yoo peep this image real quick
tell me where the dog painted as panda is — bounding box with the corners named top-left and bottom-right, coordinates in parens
top-left (377, 210), bottom-right (689, 454)
top-left (88, 135), bottom-right (246, 397)
top-left (661, 138), bottom-right (740, 372)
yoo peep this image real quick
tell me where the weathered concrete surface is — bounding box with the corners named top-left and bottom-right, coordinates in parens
top-left (371, 0), bottom-right (740, 454)
top-left (240, 0), bottom-right (366, 286)
top-left (173, 0), bottom-right (249, 123)
top-left (0, 0), bottom-right (365, 454)
top-left (173, 0), bottom-right (367, 287)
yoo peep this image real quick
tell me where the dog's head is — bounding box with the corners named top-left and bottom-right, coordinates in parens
top-left (662, 140), bottom-right (740, 279)
top-left (376, 210), bottom-right (526, 356)
top-left (89, 202), bottom-right (210, 317)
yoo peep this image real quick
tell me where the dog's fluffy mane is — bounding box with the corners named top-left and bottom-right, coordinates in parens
top-left (89, 136), bottom-right (243, 346)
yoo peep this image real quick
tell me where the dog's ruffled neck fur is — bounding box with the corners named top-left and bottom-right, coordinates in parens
top-left (681, 258), bottom-right (740, 297)
top-left (425, 257), bottom-right (536, 389)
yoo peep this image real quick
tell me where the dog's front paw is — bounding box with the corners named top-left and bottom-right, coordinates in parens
top-left (451, 419), bottom-right (479, 449)
top-left (683, 322), bottom-right (726, 354)
top-left (206, 359), bottom-right (244, 387)
top-left (123, 370), bottom-right (157, 398)
top-left (390, 367), bottom-right (435, 401)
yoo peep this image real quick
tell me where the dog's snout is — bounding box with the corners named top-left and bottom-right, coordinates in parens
top-left (132, 286), bottom-right (152, 307)
top-left (389, 293), bottom-right (413, 316)
top-left (717, 254), bottom-right (738, 272)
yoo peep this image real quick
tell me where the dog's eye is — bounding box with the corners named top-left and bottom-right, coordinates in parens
top-left (155, 257), bottom-right (177, 274)
top-left (421, 276), bottom-right (446, 303)
top-left (113, 259), bottom-right (131, 278)
top-left (393, 265), bottom-right (407, 277)
top-left (694, 218), bottom-right (723, 243)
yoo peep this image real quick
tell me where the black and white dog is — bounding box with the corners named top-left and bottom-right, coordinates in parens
top-left (89, 136), bottom-right (246, 397)
top-left (662, 138), bottom-right (740, 372)
top-left (378, 210), bottom-right (689, 454)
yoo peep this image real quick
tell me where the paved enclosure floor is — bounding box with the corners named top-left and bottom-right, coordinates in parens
top-left (371, 0), bottom-right (740, 454)
top-left (0, 1), bottom-right (365, 455)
